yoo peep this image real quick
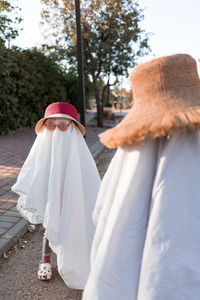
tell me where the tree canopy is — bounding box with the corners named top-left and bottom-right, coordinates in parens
top-left (41, 0), bottom-right (151, 125)
top-left (0, 0), bottom-right (22, 43)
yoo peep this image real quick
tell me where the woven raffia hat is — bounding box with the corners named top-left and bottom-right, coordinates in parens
top-left (35, 102), bottom-right (85, 136)
top-left (100, 54), bottom-right (200, 148)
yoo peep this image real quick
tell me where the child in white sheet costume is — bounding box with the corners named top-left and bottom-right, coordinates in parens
top-left (82, 54), bottom-right (200, 300)
top-left (12, 102), bottom-right (100, 289)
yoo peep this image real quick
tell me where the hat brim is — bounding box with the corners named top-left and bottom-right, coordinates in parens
top-left (35, 113), bottom-right (85, 136)
top-left (99, 104), bottom-right (200, 149)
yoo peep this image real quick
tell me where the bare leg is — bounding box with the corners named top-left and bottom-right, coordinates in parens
top-left (41, 236), bottom-right (52, 263)
top-left (37, 236), bottom-right (52, 280)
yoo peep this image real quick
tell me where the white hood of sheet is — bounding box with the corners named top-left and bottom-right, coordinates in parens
top-left (12, 123), bottom-right (100, 290)
top-left (83, 130), bottom-right (200, 300)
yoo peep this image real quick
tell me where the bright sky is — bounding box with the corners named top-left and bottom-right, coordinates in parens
top-left (13, 0), bottom-right (43, 48)
top-left (13, 0), bottom-right (200, 89)
top-left (139, 0), bottom-right (200, 63)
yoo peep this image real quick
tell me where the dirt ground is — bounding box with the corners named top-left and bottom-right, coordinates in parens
top-left (0, 148), bottom-right (116, 300)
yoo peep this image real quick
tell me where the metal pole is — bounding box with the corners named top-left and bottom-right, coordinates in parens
top-left (120, 82), bottom-right (122, 112)
top-left (74, 0), bottom-right (85, 127)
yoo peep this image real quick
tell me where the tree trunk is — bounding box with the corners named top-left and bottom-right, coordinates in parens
top-left (93, 76), bottom-right (103, 127)
top-left (106, 83), bottom-right (110, 103)
top-left (100, 82), bottom-right (108, 120)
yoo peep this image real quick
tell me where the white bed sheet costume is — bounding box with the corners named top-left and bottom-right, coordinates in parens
top-left (12, 102), bottom-right (101, 290)
top-left (82, 54), bottom-right (200, 300)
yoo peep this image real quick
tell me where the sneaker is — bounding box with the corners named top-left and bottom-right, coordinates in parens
top-left (37, 262), bottom-right (52, 280)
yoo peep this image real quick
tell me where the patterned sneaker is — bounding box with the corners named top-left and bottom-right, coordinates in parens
top-left (37, 262), bottom-right (52, 280)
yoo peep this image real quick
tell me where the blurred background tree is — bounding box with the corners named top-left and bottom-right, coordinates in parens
top-left (0, 0), bottom-right (22, 45)
top-left (41, 0), bottom-right (151, 126)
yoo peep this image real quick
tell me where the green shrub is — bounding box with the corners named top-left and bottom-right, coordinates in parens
top-left (104, 102), bottom-right (112, 108)
top-left (0, 44), bottom-right (91, 134)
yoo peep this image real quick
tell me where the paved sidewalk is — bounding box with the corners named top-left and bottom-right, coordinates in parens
top-left (0, 110), bottom-right (127, 257)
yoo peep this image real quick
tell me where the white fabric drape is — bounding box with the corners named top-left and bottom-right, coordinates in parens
top-left (12, 123), bottom-right (101, 290)
top-left (83, 130), bottom-right (200, 300)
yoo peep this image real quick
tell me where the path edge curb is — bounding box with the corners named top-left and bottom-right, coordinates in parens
top-left (0, 218), bottom-right (29, 257)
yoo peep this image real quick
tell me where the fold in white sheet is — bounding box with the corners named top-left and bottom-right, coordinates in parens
top-left (12, 124), bottom-right (100, 289)
top-left (83, 131), bottom-right (200, 300)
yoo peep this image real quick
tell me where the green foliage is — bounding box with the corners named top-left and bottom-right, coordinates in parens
top-left (104, 102), bottom-right (112, 107)
top-left (0, 0), bottom-right (22, 42)
top-left (0, 44), bottom-right (91, 134)
top-left (65, 70), bottom-right (92, 110)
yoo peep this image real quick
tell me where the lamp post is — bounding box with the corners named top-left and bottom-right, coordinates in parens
top-left (74, 0), bottom-right (86, 127)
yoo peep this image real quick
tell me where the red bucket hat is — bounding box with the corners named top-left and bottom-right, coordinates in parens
top-left (35, 102), bottom-right (85, 136)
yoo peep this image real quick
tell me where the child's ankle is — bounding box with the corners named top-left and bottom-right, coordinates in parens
top-left (41, 254), bottom-right (51, 263)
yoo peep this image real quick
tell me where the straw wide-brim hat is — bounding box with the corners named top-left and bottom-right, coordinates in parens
top-left (100, 54), bottom-right (200, 148)
top-left (35, 102), bottom-right (85, 136)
